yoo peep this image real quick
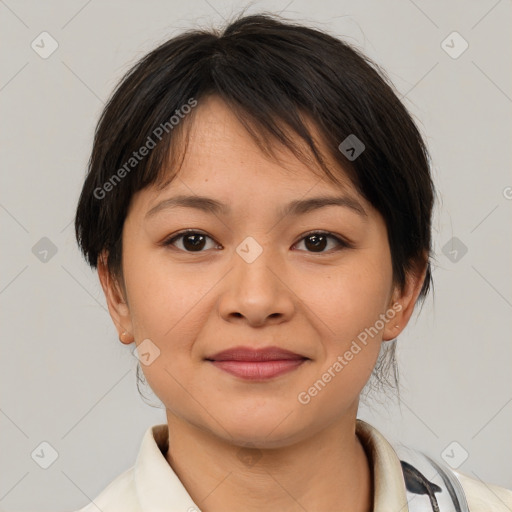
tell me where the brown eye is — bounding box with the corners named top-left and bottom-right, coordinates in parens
top-left (163, 230), bottom-right (218, 252)
top-left (293, 231), bottom-right (350, 253)
top-left (162, 230), bottom-right (351, 254)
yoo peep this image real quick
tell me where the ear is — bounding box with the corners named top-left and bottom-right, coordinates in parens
top-left (382, 254), bottom-right (429, 342)
top-left (97, 250), bottom-right (134, 344)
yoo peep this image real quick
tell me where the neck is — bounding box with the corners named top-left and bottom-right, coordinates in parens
top-left (164, 413), bottom-right (373, 512)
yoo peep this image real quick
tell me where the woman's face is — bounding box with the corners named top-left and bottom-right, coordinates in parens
top-left (101, 95), bottom-right (423, 448)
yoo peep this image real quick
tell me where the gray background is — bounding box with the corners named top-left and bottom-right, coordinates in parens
top-left (1, 0), bottom-right (511, 510)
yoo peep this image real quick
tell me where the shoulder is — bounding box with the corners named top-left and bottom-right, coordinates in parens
top-left (74, 466), bottom-right (139, 512)
top-left (357, 419), bottom-right (512, 512)
top-left (453, 470), bottom-right (512, 512)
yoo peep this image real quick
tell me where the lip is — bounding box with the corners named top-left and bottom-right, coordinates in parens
top-left (206, 346), bottom-right (309, 381)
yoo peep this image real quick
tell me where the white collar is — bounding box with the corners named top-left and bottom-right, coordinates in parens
top-left (131, 419), bottom-right (409, 511)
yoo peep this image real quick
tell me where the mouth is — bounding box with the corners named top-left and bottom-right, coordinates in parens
top-left (205, 346), bottom-right (309, 381)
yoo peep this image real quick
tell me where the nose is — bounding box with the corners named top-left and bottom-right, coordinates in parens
top-left (217, 240), bottom-right (295, 327)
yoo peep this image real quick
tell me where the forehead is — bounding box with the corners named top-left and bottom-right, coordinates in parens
top-left (179, 95), bottom-right (342, 178)
top-left (132, 95), bottom-right (368, 216)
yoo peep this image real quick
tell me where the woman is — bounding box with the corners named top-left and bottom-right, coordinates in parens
top-left (73, 12), bottom-right (512, 512)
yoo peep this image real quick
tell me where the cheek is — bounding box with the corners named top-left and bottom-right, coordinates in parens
top-left (299, 255), bottom-right (392, 391)
top-left (122, 254), bottom-right (211, 400)
top-left (123, 244), bottom-right (207, 339)
top-left (295, 268), bottom-right (389, 409)
top-left (301, 258), bottom-right (393, 340)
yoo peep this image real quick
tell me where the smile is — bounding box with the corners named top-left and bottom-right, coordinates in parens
top-left (209, 359), bottom-right (307, 380)
top-left (206, 345), bottom-right (309, 381)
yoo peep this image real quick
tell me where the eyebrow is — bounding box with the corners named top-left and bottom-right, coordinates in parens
top-left (145, 194), bottom-right (368, 220)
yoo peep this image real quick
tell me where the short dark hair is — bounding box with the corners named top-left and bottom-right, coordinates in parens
top-left (74, 12), bottom-right (436, 399)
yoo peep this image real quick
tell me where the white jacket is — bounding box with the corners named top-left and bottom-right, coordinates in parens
top-left (75, 420), bottom-right (512, 511)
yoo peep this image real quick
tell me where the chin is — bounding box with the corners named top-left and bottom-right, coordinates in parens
top-left (212, 409), bottom-right (306, 448)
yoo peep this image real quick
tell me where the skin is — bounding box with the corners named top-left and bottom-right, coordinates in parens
top-left (98, 95), bottom-right (427, 512)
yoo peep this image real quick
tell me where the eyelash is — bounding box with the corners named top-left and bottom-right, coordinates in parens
top-left (161, 229), bottom-right (353, 254)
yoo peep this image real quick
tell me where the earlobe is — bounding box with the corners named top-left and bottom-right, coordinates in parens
top-left (97, 251), bottom-right (134, 344)
top-left (382, 257), bottom-right (428, 342)
top-left (119, 331), bottom-right (135, 344)
top-left (381, 298), bottom-right (403, 342)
